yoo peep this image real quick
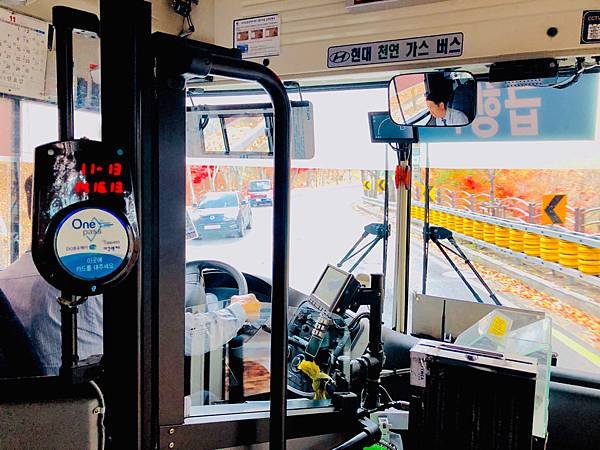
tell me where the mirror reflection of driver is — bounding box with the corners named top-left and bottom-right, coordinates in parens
top-left (425, 79), bottom-right (469, 126)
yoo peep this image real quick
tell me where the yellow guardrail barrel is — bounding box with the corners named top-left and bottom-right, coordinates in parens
top-left (540, 236), bottom-right (560, 262)
top-left (462, 218), bottom-right (474, 237)
top-left (473, 221), bottom-right (484, 240)
top-left (578, 245), bottom-right (600, 275)
top-left (509, 229), bottom-right (524, 252)
top-left (453, 215), bottom-right (464, 234)
top-left (558, 241), bottom-right (579, 269)
top-left (523, 232), bottom-right (541, 256)
top-left (495, 226), bottom-right (510, 248)
top-left (439, 212), bottom-right (448, 228)
top-left (446, 213), bottom-right (455, 230)
top-left (483, 223), bottom-right (496, 244)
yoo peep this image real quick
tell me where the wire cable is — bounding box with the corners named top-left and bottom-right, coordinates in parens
top-left (377, 440), bottom-right (398, 450)
top-left (348, 312), bottom-right (370, 331)
top-left (89, 380), bottom-right (106, 450)
top-left (178, 1), bottom-right (196, 38)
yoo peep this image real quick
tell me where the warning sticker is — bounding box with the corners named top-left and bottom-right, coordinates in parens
top-left (487, 313), bottom-right (512, 338)
top-left (54, 207), bottom-right (130, 281)
top-left (234, 14), bottom-right (280, 59)
top-left (581, 11), bottom-right (600, 44)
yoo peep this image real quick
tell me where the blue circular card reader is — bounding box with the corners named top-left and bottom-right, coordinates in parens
top-left (38, 201), bottom-right (138, 296)
top-left (55, 207), bottom-right (131, 282)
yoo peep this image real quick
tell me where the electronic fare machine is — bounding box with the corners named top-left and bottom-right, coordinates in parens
top-left (32, 139), bottom-right (139, 381)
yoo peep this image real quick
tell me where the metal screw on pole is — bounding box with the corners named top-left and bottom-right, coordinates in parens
top-left (169, 428), bottom-right (175, 435)
top-left (169, 442), bottom-right (175, 449)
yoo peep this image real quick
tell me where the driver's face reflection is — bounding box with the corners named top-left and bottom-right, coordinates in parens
top-left (426, 99), bottom-right (446, 119)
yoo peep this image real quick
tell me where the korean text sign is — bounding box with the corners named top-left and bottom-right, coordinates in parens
top-left (419, 74), bottom-right (598, 142)
top-left (328, 33), bottom-right (463, 68)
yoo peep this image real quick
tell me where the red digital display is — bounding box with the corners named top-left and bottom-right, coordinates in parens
top-left (80, 162), bottom-right (123, 177)
top-left (75, 161), bottom-right (127, 197)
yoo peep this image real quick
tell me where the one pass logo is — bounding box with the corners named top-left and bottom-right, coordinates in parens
top-left (71, 216), bottom-right (114, 242)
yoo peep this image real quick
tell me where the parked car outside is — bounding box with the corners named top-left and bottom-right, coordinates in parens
top-left (191, 191), bottom-right (252, 238)
top-left (247, 179), bottom-right (273, 207)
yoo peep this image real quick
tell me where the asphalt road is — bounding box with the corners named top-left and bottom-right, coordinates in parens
top-left (187, 184), bottom-right (599, 374)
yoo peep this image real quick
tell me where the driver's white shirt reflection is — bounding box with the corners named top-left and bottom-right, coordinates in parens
top-left (185, 300), bottom-right (247, 355)
top-left (436, 107), bottom-right (468, 126)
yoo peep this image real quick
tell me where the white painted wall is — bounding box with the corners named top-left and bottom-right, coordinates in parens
top-left (210, 0), bottom-right (600, 79)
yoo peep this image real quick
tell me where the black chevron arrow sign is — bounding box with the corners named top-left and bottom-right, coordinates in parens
top-left (544, 194), bottom-right (565, 224)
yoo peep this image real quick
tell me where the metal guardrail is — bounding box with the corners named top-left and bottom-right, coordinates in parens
top-left (364, 195), bottom-right (600, 248)
top-left (362, 195), bottom-right (600, 283)
top-left (411, 186), bottom-right (600, 233)
top-left (419, 202), bottom-right (600, 248)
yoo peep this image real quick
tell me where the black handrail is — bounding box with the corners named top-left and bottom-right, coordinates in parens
top-left (204, 54), bottom-right (292, 450)
top-left (52, 6), bottom-right (100, 141)
top-left (153, 33), bottom-right (292, 449)
top-left (51, 6), bottom-right (101, 380)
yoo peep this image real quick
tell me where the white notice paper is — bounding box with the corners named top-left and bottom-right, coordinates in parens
top-left (234, 14), bottom-right (280, 59)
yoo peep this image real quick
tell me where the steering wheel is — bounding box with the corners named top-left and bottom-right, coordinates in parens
top-left (185, 259), bottom-right (248, 307)
top-left (186, 260), bottom-right (264, 343)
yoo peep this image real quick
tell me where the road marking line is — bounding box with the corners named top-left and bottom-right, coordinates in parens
top-left (553, 329), bottom-right (600, 368)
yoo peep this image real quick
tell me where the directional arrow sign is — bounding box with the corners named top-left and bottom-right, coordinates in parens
top-left (376, 177), bottom-right (386, 193)
top-left (362, 180), bottom-right (372, 191)
top-left (542, 194), bottom-right (567, 225)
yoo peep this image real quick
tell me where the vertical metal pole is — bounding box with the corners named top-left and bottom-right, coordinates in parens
top-left (393, 145), bottom-right (411, 333)
top-left (210, 60), bottom-right (291, 449)
top-left (10, 99), bottom-right (20, 263)
top-left (154, 77), bottom-right (186, 426)
top-left (54, 24), bottom-right (74, 141)
top-left (100, 1), bottom-right (148, 447)
top-left (363, 274), bottom-right (384, 410)
top-left (264, 76), bottom-right (291, 450)
top-left (382, 148), bottom-right (389, 296)
top-left (59, 302), bottom-right (79, 374)
top-left (422, 166), bottom-right (430, 295)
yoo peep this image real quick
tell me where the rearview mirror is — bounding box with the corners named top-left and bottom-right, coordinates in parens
top-left (388, 71), bottom-right (476, 127)
top-left (187, 100), bottom-right (315, 159)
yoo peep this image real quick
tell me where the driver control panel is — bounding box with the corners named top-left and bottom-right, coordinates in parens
top-left (287, 265), bottom-right (360, 396)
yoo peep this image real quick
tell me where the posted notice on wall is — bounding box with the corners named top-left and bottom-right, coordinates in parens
top-left (234, 14), bottom-right (280, 59)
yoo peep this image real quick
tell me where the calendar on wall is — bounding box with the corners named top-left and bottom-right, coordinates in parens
top-left (0, 8), bottom-right (49, 100)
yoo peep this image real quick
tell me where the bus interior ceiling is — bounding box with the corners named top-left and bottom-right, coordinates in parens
top-left (0, 1), bottom-right (598, 450)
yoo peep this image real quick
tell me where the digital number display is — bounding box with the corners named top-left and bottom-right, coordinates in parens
top-left (33, 140), bottom-right (132, 236)
top-left (74, 162), bottom-right (126, 196)
top-left (80, 162), bottom-right (123, 176)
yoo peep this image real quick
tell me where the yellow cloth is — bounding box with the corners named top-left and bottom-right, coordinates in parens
top-left (297, 359), bottom-right (332, 400)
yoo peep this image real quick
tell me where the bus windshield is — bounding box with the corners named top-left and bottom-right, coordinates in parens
top-left (185, 73), bottom-right (600, 381)
top-left (197, 192), bottom-right (239, 209)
